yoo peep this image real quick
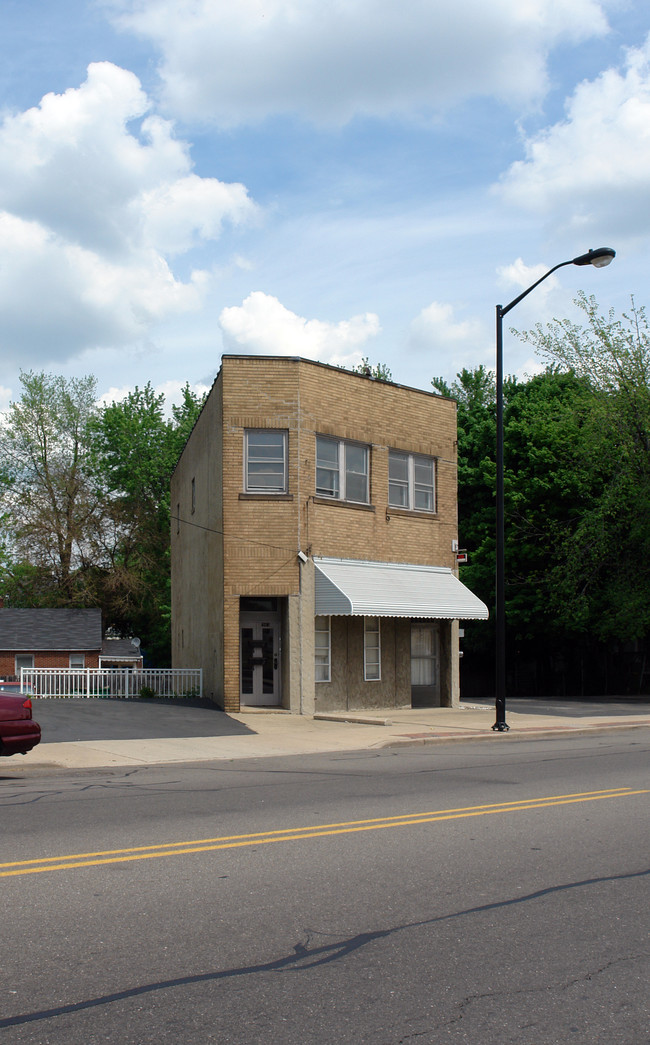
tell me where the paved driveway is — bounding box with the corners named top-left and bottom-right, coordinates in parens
top-left (32, 698), bottom-right (254, 743)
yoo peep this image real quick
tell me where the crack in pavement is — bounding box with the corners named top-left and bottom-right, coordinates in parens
top-left (2, 867), bottom-right (648, 1031)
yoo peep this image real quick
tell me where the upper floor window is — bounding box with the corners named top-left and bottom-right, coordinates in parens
top-left (388, 451), bottom-right (435, 512)
top-left (316, 436), bottom-right (369, 504)
top-left (244, 430), bottom-right (288, 493)
top-left (70, 653), bottom-right (85, 669)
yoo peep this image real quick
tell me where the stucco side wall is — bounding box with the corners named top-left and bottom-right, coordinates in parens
top-left (440, 620), bottom-right (460, 707)
top-left (285, 560), bottom-right (315, 715)
top-left (314, 617), bottom-right (412, 713)
top-left (171, 375), bottom-right (224, 704)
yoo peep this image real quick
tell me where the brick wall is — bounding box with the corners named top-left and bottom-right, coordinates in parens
top-left (172, 355), bottom-right (460, 711)
top-left (0, 651), bottom-right (100, 675)
top-left (220, 355), bottom-right (457, 580)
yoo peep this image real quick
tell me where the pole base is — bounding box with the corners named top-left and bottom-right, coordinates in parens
top-left (492, 721), bottom-right (510, 732)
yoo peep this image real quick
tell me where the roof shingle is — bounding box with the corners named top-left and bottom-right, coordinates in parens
top-left (0, 609), bottom-right (102, 651)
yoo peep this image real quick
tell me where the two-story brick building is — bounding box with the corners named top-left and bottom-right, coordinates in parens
top-left (171, 355), bottom-right (488, 714)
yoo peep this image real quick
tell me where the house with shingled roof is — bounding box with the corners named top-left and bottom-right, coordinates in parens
top-left (0, 608), bottom-right (142, 679)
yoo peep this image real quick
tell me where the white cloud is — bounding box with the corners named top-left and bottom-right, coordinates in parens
top-left (0, 62), bottom-right (258, 365)
top-left (496, 258), bottom-right (560, 304)
top-left (219, 291), bottom-right (380, 367)
top-left (497, 34), bottom-right (650, 238)
top-left (109, 0), bottom-right (610, 125)
top-left (407, 301), bottom-right (492, 382)
top-left (97, 378), bottom-right (211, 413)
top-left (408, 301), bottom-right (486, 351)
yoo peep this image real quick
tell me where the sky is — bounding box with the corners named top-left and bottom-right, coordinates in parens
top-left (1, 0), bottom-right (649, 410)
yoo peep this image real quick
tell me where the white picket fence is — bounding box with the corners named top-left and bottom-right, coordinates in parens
top-left (21, 667), bottom-right (203, 700)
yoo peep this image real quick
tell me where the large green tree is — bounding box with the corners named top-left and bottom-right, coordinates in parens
top-left (0, 371), bottom-right (102, 605)
top-left (88, 382), bottom-right (205, 663)
top-left (516, 294), bottom-right (650, 644)
top-left (440, 296), bottom-right (650, 695)
top-left (0, 373), bottom-right (205, 664)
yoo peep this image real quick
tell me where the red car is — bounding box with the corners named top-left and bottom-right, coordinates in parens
top-left (0, 682), bottom-right (41, 756)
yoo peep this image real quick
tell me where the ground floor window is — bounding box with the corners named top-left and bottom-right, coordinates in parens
top-left (315, 616), bottom-right (331, 682)
top-left (15, 653), bottom-right (34, 676)
top-left (364, 617), bottom-right (381, 680)
top-left (69, 653), bottom-right (85, 668)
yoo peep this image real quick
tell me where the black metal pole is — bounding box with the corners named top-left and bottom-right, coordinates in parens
top-left (493, 304), bottom-right (508, 731)
top-left (490, 247), bottom-right (615, 733)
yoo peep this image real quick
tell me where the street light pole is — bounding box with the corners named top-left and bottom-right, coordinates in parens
top-left (492, 247), bottom-right (615, 732)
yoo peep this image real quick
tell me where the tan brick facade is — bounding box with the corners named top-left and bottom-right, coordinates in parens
top-left (172, 356), bottom-right (472, 713)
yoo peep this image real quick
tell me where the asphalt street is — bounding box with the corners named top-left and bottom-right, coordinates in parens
top-left (1, 731), bottom-right (648, 1044)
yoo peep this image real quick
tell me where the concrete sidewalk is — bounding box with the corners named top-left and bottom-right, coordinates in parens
top-left (15, 702), bottom-right (650, 771)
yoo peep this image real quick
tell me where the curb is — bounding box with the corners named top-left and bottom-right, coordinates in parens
top-left (376, 719), bottom-right (650, 750)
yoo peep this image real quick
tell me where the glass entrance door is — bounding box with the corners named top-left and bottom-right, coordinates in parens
top-left (410, 623), bottom-right (440, 707)
top-left (240, 617), bottom-right (281, 705)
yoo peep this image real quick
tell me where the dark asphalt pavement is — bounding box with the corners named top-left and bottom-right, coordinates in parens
top-left (31, 697), bottom-right (254, 742)
top-left (30, 695), bottom-right (650, 745)
top-left (464, 695), bottom-right (650, 716)
top-left (2, 733), bottom-right (648, 1045)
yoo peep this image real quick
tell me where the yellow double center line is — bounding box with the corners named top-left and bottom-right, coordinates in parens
top-left (1, 787), bottom-right (646, 878)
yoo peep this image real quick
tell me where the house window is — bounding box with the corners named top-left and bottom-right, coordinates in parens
top-left (316, 436), bottom-right (369, 503)
top-left (245, 430), bottom-right (288, 493)
top-left (364, 617), bottom-right (381, 681)
top-left (315, 616), bottom-right (331, 682)
top-left (15, 654), bottom-right (34, 677)
top-left (389, 451), bottom-right (435, 512)
top-left (191, 477), bottom-right (196, 514)
top-left (69, 654), bottom-right (85, 669)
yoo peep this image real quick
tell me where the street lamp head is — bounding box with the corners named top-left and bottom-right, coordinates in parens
top-left (572, 247), bottom-right (616, 268)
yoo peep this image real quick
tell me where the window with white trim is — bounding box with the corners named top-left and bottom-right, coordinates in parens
top-left (244, 430), bottom-right (288, 493)
top-left (69, 654), bottom-right (85, 669)
top-left (15, 654), bottom-right (34, 676)
top-left (389, 451), bottom-right (435, 512)
top-left (316, 436), bottom-right (369, 503)
top-left (364, 617), bottom-right (381, 680)
top-left (315, 616), bottom-right (331, 682)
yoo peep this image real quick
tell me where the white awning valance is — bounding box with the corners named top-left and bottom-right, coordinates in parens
top-left (314, 557), bottom-right (489, 620)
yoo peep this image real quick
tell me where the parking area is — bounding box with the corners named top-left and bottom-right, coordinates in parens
top-left (31, 698), bottom-right (254, 743)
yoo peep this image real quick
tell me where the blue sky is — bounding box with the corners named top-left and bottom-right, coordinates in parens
top-left (1, 0), bottom-right (649, 408)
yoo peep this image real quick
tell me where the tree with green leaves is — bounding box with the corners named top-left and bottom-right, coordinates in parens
top-left (88, 382), bottom-right (205, 663)
top-left (0, 371), bottom-right (101, 605)
top-left (350, 357), bottom-right (393, 381)
top-left (516, 293), bottom-right (650, 646)
top-left (0, 373), bottom-right (205, 664)
top-left (441, 296), bottom-right (650, 695)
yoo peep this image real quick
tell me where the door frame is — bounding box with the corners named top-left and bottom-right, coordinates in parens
top-left (410, 621), bottom-right (440, 707)
top-left (239, 609), bottom-right (282, 705)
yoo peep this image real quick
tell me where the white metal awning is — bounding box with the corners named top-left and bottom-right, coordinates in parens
top-left (314, 557), bottom-right (489, 620)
